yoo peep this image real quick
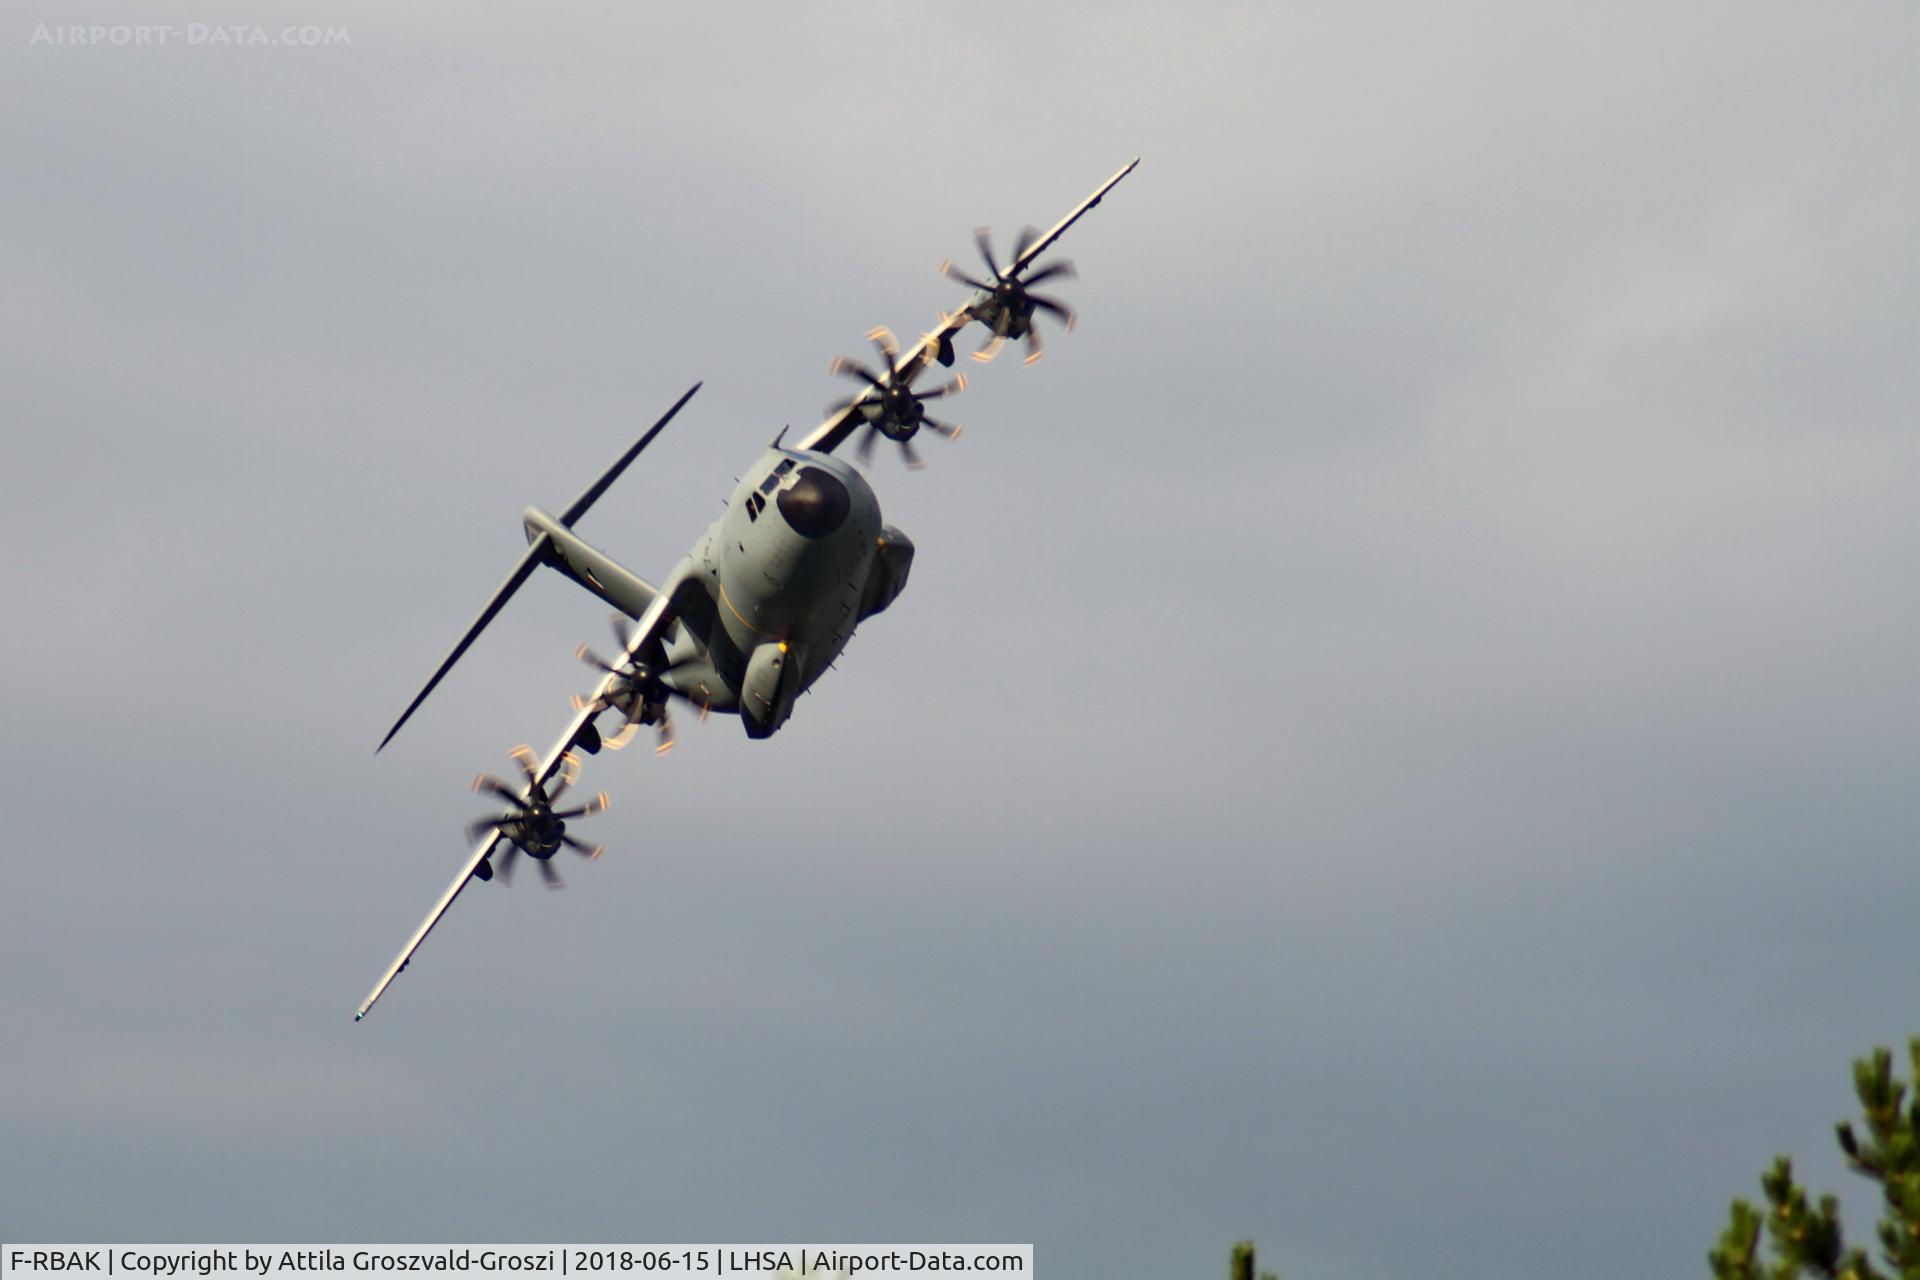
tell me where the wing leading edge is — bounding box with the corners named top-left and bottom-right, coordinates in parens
top-left (356, 159), bottom-right (1140, 1019)
top-left (797, 158), bottom-right (1138, 456)
top-left (354, 581), bottom-right (685, 1020)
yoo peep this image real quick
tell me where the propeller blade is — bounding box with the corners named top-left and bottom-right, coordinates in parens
top-left (553, 791), bottom-right (611, 820)
top-left (900, 438), bottom-right (925, 470)
top-left (867, 326), bottom-right (900, 366)
top-left (473, 775), bottom-right (525, 806)
top-left (973, 227), bottom-right (1000, 278)
top-left (1023, 325), bottom-right (1044, 365)
top-left (509, 744), bottom-right (538, 785)
top-left (1029, 294), bottom-right (1076, 329)
top-left (603, 719), bottom-right (639, 751)
top-left (830, 356), bottom-right (884, 389)
top-left (920, 416), bottom-right (961, 439)
top-left (575, 642), bottom-right (625, 674)
top-left (856, 425), bottom-right (878, 464)
top-left (971, 309), bottom-right (1013, 363)
top-left (562, 833), bottom-right (604, 860)
top-left (466, 818), bottom-right (503, 844)
top-left (912, 374), bottom-right (966, 401)
top-left (538, 858), bottom-right (562, 890)
top-left (1012, 224), bottom-right (1040, 264)
top-left (941, 260), bottom-right (993, 292)
top-left (497, 845), bottom-right (519, 886)
top-left (1021, 260), bottom-right (1076, 287)
top-left (656, 716), bottom-right (675, 756)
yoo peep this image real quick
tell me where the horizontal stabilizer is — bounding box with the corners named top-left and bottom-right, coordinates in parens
top-left (375, 534), bottom-right (550, 753)
top-left (522, 507), bottom-right (659, 619)
top-left (373, 382), bottom-right (702, 752)
top-left (560, 382), bottom-right (702, 527)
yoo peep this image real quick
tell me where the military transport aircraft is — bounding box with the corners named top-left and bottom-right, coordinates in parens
top-left (356, 158), bottom-right (1139, 1020)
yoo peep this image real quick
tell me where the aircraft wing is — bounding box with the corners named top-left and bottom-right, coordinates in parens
top-left (354, 580), bottom-right (685, 1021)
top-left (796, 158), bottom-right (1139, 456)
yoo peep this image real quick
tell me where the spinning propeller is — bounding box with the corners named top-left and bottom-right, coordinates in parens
top-left (355, 160), bottom-right (1141, 1024)
top-left (942, 226), bottom-right (1077, 365)
top-left (828, 327), bottom-right (965, 469)
top-left (573, 614), bottom-right (710, 755)
top-left (467, 745), bottom-right (608, 890)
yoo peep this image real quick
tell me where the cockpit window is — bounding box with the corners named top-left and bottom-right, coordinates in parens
top-left (758, 458), bottom-right (796, 495)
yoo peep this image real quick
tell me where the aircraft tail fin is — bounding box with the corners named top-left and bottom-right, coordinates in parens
top-left (374, 383), bottom-right (701, 752)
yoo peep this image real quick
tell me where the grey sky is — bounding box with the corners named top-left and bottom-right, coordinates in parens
top-left (2, 2), bottom-right (1916, 1276)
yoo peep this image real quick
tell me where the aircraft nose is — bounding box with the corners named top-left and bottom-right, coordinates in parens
top-left (776, 466), bottom-right (851, 538)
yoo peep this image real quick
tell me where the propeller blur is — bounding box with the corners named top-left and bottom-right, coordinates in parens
top-left (355, 158), bottom-right (1139, 1020)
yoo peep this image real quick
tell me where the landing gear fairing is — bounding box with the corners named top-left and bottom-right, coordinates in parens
top-left (355, 159), bottom-right (1139, 1020)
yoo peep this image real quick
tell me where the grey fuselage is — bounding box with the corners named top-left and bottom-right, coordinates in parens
top-left (652, 447), bottom-right (912, 738)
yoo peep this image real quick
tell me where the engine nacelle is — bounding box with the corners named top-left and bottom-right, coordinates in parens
top-left (860, 526), bottom-right (914, 619)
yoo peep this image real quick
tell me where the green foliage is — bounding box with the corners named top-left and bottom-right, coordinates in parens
top-left (1229, 1241), bottom-right (1278, 1280)
top-left (1710, 1040), bottom-right (1920, 1280)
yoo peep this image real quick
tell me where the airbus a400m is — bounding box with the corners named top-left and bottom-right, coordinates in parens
top-left (357, 159), bottom-right (1139, 1019)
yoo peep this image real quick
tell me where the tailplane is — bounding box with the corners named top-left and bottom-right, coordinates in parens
top-left (374, 383), bottom-right (701, 752)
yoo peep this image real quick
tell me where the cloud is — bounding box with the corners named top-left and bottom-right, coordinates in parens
top-left (2, 0), bottom-right (1914, 1274)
